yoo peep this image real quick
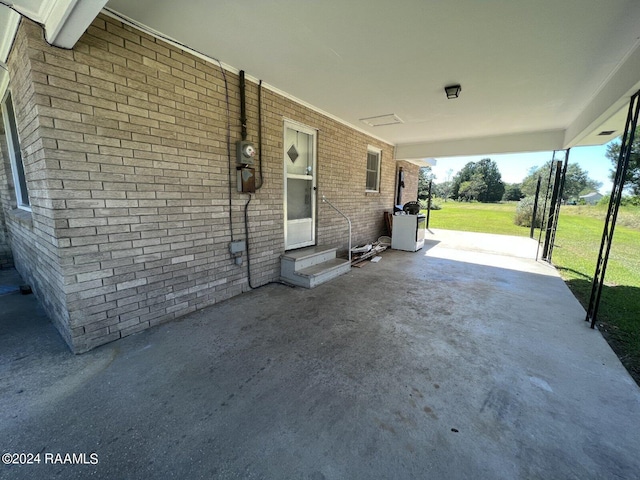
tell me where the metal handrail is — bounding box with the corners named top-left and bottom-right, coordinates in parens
top-left (321, 195), bottom-right (352, 262)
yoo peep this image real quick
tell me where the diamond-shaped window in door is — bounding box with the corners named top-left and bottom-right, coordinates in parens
top-left (287, 145), bottom-right (299, 163)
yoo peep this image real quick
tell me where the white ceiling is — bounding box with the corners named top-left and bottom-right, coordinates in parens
top-left (3, 0), bottom-right (640, 159)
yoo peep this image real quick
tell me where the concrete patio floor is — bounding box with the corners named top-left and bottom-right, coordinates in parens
top-left (1, 229), bottom-right (639, 479)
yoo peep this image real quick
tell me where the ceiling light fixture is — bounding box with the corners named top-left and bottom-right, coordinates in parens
top-left (445, 84), bottom-right (461, 99)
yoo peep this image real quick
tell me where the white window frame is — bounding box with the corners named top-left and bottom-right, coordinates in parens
top-left (365, 146), bottom-right (382, 192)
top-left (2, 91), bottom-right (30, 211)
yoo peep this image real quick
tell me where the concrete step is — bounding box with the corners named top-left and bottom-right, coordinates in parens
top-left (280, 245), bottom-right (350, 288)
top-left (281, 245), bottom-right (337, 271)
top-left (281, 257), bottom-right (351, 288)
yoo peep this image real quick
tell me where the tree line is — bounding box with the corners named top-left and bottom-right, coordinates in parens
top-left (419, 127), bottom-right (640, 203)
top-left (420, 159), bottom-right (601, 203)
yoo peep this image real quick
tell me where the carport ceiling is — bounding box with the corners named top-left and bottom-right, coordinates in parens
top-left (103, 0), bottom-right (640, 157)
top-left (4, 0), bottom-right (640, 158)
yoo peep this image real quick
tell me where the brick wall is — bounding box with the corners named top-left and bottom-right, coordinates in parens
top-left (262, 88), bottom-right (396, 253)
top-left (3, 15), bottom-right (398, 352)
top-left (2, 21), bottom-right (70, 346)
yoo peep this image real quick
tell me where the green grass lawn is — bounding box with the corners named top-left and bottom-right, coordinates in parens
top-left (430, 201), bottom-right (640, 384)
top-left (427, 201), bottom-right (535, 236)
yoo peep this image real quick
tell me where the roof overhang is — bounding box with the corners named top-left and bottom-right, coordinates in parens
top-left (0, 7), bottom-right (20, 97)
top-left (398, 158), bottom-right (437, 168)
top-left (1, 0), bottom-right (107, 98)
top-left (2, 0), bottom-right (640, 160)
top-left (43, 0), bottom-right (109, 49)
top-left (0, 0), bottom-right (108, 63)
top-left (397, 37), bottom-right (640, 160)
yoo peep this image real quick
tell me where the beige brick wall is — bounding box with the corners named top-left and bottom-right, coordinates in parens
top-left (1, 21), bottom-right (70, 346)
top-left (3, 15), bottom-right (400, 352)
top-left (261, 86), bottom-right (396, 253)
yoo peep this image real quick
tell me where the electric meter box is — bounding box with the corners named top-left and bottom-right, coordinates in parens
top-left (236, 140), bottom-right (256, 165)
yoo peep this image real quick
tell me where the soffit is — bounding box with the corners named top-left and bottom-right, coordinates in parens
top-left (3, 1), bottom-right (640, 157)
top-left (103, 0), bottom-right (640, 156)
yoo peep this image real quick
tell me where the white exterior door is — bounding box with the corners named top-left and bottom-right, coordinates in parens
top-left (284, 120), bottom-right (317, 250)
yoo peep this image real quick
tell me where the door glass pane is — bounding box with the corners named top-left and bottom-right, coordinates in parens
top-left (286, 128), bottom-right (313, 176)
top-left (287, 178), bottom-right (312, 220)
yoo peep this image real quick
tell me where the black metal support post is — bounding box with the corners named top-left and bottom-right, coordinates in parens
top-left (426, 180), bottom-right (432, 228)
top-left (536, 159), bottom-right (555, 261)
top-left (545, 150), bottom-right (570, 263)
top-left (586, 90), bottom-right (640, 328)
top-left (530, 176), bottom-right (542, 239)
top-left (542, 160), bottom-right (563, 261)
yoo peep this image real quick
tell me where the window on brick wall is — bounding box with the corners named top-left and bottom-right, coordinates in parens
top-left (1, 92), bottom-right (29, 209)
top-left (366, 146), bottom-right (381, 192)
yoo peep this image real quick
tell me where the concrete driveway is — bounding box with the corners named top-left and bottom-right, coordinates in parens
top-left (1, 229), bottom-right (639, 479)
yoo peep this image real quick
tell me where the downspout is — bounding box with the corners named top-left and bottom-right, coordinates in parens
top-left (396, 166), bottom-right (404, 207)
top-left (244, 76), bottom-right (265, 288)
top-left (239, 70), bottom-right (247, 141)
top-left (256, 80), bottom-right (264, 190)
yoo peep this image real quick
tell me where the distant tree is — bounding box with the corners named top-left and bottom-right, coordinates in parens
top-left (520, 161), bottom-right (601, 202)
top-left (564, 163), bottom-right (602, 199)
top-left (432, 168), bottom-right (454, 201)
top-left (417, 167), bottom-right (435, 200)
top-left (474, 158), bottom-right (505, 202)
top-left (521, 170), bottom-right (542, 197)
top-left (451, 158), bottom-right (504, 202)
top-left (433, 180), bottom-right (454, 200)
top-left (503, 183), bottom-right (524, 201)
top-left (451, 162), bottom-right (476, 199)
top-left (606, 127), bottom-right (640, 195)
top-left (458, 173), bottom-right (487, 201)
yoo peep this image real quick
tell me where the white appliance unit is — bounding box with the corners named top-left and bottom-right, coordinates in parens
top-left (392, 214), bottom-right (426, 252)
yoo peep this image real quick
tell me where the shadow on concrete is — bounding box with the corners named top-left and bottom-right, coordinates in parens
top-left (2, 246), bottom-right (640, 479)
top-left (421, 237), bottom-right (440, 251)
top-left (0, 268), bottom-right (68, 359)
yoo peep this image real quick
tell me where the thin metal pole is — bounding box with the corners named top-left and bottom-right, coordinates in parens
top-left (530, 176), bottom-right (541, 239)
top-left (426, 180), bottom-right (432, 229)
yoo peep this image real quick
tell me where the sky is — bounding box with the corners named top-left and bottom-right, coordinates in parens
top-left (431, 142), bottom-right (615, 194)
